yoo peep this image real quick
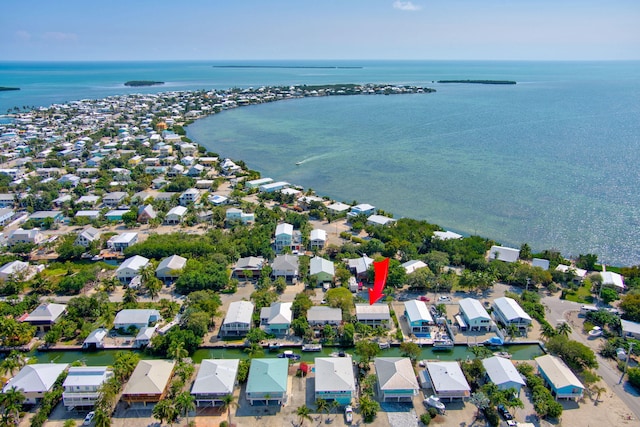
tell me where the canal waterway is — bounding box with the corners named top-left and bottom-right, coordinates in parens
top-left (28, 343), bottom-right (544, 365)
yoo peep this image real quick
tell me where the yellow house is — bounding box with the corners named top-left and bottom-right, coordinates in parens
top-left (128, 155), bottom-right (142, 166)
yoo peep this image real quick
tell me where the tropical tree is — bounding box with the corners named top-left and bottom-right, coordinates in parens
top-left (296, 404), bottom-right (313, 427)
top-left (122, 286), bottom-right (138, 307)
top-left (0, 386), bottom-right (24, 426)
top-left (244, 343), bottom-right (264, 359)
top-left (63, 419), bottom-right (77, 427)
top-left (399, 341), bottom-right (421, 364)
top-left (355, 340), bottom-right (380, 365)
top-left (146, 277), bottom-right (163, 301)
top-left (359, 394), bottom-right (380, 423)
top-left (591, 384), bottom-right (607, 403)
top-left (168, 341), bottom-right (188, 362)
top-left (174, 391), bottom-right (195, 425)
top-left (93, 408), bottom-right (111, 427)
top-left (315, 398), bottom-right (329, 422)
top-left (220, 394), bottom-right (238, 426)
top-left (556, 321), bottom-right (572, 337)
top-left (540, 323), bottom-right (557, 340)
top-left (469, 391), bottom-right (490, 420)
top-left (506, 324), bottom-right (519, 341)
top-left (152, 399), bottom-right (178, 426)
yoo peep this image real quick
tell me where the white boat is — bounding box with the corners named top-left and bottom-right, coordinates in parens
top-left (378, 342), bottom-right (391, 349)
top-left (433, 338), bottom-right (454, 350)
top-left (493, 351), bottom-right (512, 359)
top-left (588, 326), bottom-right (603, 338)
top-left (423, 395), bottom-right (446, 413)
top-left (330, 351), bottom-right (348, 358)
top-left (302, 344), bottom-right (322, 352)
top-left (278, 350), bottom-right (301, 360)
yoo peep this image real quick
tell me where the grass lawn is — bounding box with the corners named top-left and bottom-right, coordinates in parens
top-left (564, 283), bottom-right (594, 303)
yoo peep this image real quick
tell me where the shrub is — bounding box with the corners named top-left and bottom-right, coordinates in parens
top-left (483, 406), bottom-right (500, 427)
top-left (219, 422), bottom-right (229, 427)
top-left (419, 413), bottom-right (431, 425)
top-left (628, 367), bottom-right (640, 390)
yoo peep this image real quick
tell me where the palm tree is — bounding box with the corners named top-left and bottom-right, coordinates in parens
top-left (359, 395), bottom-right (380, 423)
top-left (93, 408), bottom-right (111, 427)
top-left (220, 393), bottom-right (238, 426)
top-left (591, 384), bottom-right (607, 403)
top-left (169, 341), bottom-right (188, 362)
top-left (506, 324), bottom-right (519, 341)
top-left (123, 286), bottom-right (138, 306)
top-left (469, 391), bottom-right (490, 420)
top-left (329, 400), bottom-right (340, 420)
top-left (146, 277), bottom-right (162, 301)
top-left (541, 323), bottom-right (557, 340)
top-left (556, 321), bottom-right (572, 337)
top-left (152, 399), bottom-right (178, 426)
top-left (296, 404), bottom-right (313, 427)
top-left (174, 391), bottom-right (195, 425)
top-left (315, 398), bottom-right (329, 422)
top-left (0, 386), bottom-right (24, 425)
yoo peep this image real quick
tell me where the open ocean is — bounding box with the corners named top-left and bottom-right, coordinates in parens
top-left (2, 60), bottom-right (640, 266)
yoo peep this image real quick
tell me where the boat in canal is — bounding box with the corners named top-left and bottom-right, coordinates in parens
top-left (302, 344), bottom-right (322, 352)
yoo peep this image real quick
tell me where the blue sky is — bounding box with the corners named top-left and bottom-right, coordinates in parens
top-left (2, 0), bottom-right (639, 61)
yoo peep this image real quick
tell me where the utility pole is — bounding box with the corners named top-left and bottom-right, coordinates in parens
top-left (619, 341), bottom-right (635, 384)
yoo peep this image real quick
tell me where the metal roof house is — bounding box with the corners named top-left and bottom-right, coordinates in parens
top-left (535, 354), bottom-right (584, 400)
top-left (309, 228), bottom-right (327, 250)
top-left (62, 366), bottom-right (113, 409)
top-left (492, 297), bottom-right (532, 329)
top-left (374, 357), bottom-right (419, 402)
top-left (232, 256), bottom-right (265, 280)
top-left (191, 359), bottom-right (240, 407)
top-left (309, 256), bottom-right (335, 285)
top-left (307, 306), bottom-right (342, 328)
top-left (121, 359), bottom-right (176, 405)
top-left (23, 303), bottom-right (67, 332)
top-left (424, 361), bottom-right (471, 401)
top-left (404, 300), bottom-right (434, 334)
top-left (274, 222), bottom-right (293, 252)
top-left (114, 309), bottom-right (161, 331)
top-left (488, 245), bottom-right (520, 263)
top-left (3, 363), bottom-right (69, 404)
top-left (402, 260), bottom-right (428, 274)
top-left (0, 260), bottom-right (31, 281)
top-left (116, 255), bottom-right (149, 283)
top-left (246, 358), bottom-right (288, 406)
top-left (260, 302), bottom-right (292, 336)
top-left (621, 319), bottom-right (640, 340)
top-left (482, 356), bottom-right (526, 393)
top-left (82, 328), bottom-right (108, 350)
top-left (271, 254), bottom-right (299, 282)
top-left (347, 255), bottom-right (374, 280)
top-left (221, 301), bottom-right (254, 337)
top-left (459, 298), bottom-right (492, 331)
top-left (601, 270), bottom-right (625, 291)
top-left (314, 356), bottom-right (356, 405)
top-left (155, 254), bottom-right (187, 282)
top-left (355, 304), bottom-right (391, 329)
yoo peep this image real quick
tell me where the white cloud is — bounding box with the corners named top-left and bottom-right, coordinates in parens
top-left (15, 30), bottom-right (31, 41)
top-left (393, 1), bottom-right (421, 11)
top-left (42, 32), bottom-right (78, 42)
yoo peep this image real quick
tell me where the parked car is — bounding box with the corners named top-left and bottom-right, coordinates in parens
top-left (438, 295), bottom-right (451, 302)
top-left (497, 404), bottom-right (513, 420)
top-left (419, 296), bottom-right (430, 302)
top-left (83, 411), bottom-right (95, 426)
top-left (345, 405), bottom-right (353, 424)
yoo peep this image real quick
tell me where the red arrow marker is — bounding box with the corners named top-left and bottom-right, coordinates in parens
top-left (368, 258), bottom-right (389, 305)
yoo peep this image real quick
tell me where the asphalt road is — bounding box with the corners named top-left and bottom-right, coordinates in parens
top-left (542, 295), bottom-right (640, 420)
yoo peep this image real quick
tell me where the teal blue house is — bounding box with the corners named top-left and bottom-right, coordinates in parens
top-left (245, 359), bottom-right (288, 405)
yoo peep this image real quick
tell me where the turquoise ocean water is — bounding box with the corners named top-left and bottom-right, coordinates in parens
top-left (2, 60), bottom-right (640, 265)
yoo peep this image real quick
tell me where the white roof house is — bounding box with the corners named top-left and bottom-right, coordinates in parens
top-left (3, 363), bottom-right (69, 404)
top-left (165, 205), bottom-right (188, 224)
top-left (260, 302), bottom-right (293, 335)
top-left (327, 202), bottom-right (351, 214)
top-left (347, 255), bottom-right (374, 277)
top-left (309, 256), bottom-right (335, 284)
top-left (116, 255), bottom-right (149, 282)
top-left (555, 264), bottom-right (587, 280)
top-left (532, 258), bottom-right (550, 270)
top-left (535, 354), bottom-right (584, 400)
top-left (191, 359), bottom-right (240, 407)
top-left (315, 356), bottom-right (356, 405)
top-left (621, 319), bottom-right (640, 340)
top-left (24, 303), bottom-right (67, 331)
top-left (114, 309), bottom-right (161, 330)
top-left (402, 260), bottom-right (428, 274)
top-left (155, 254), bottom-right (187, 279)
top-left (367, 214), bottom-right (396, 226)
top-left (601, 270), bottom-right (625, 290)
top-left (375, 357), bottom-right (419, 402)
top-left (489, 245), bottom-right (520, 263)
top-left (0, 260), bottom-right (30, 280)
top-left (482, 356), bottom-right (526, 392)
top-left (83, 328), bottom-right (108, 349)
top-left (492, 297), bottom-right (532, 327)
top-left (355, 304), bottom-right (391, 328)
top-left (122, 359), bottom-right (176, 403)
top-left (424, 361), bottom-right (471, 400)
top-left (62, 366), bottom-right (113, 409)
top-left (404, 300), bottom-right (434, 325)
top-left (459, 298), bottom-right (492, 330)
top-left (221, 301), bottom-right (254, 336)
top-left (307, 306), bottom-right (343, 327)
top-left (433, 230), bottom-right (463, 240)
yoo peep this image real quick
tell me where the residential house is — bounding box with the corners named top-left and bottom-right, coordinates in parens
top-left (134, 326), bottom-right (157, 348)
top-left (555, 264), bottom-right (587, 282)
top-left (307, 306), bottom-right (342, 328)
top-left (82, 328), bottom-right (108, 350)
top-left (105, 209), bottom-right (130, 222)
top-left (367, 214), bottom-right (396, 226)
top-left (208, 194), bottom-right (228, 206)
top-left (0, 193), bottom-right (16, 208)
top-left (492, 297), bottom-right (532, 330)
top-left (309, 229), bottom-right (327, 251)
top-left (2, 363), bottom-right (69, 404)
top-left (75, 195), bottom-right (100, 207)
top-left (23, 303), bottom-right (67, 333)
top-left (260, 302), bottom-right (292, 336)
top-left (482, 356), bottom-right (526, 394)
top-left (274, 223), bottom-right (293, 252)
top-left (375, 357), bottom-right (419, 402)
top-left (271, 254), bottom-right (299, 282)
top-left (488, 245), bottom-right (520, 263)
top-left (297, 195), bottom-right (324, 210)
top-left (226, 207), bottom-right (254, 224)
top-left (164, 205), bottom-right (188, 225)
top-left (535, 354), bottom-right (584, 400)
top-left (432, 230), bottom-right (463, 240)
top-left (326, 202), bottom-right (351, 215)
top-left (114, 309), bottom-right (161, 331)
top-left (192, 359), bottom-right (240, 407)
top-left (74, 226), bottom-right (101, 248)
top-left (155, 254), bottom-right (187, 282)
top-left (404, 300), bottom-right (433, 334)
top-left (28, 210), bottom-right (64, 226)
top-left (108, 232), bottom-right (139, 253)
top-left (259, 181), bottom-right (289, 193)
top-left (121, 360), bottom-right (176, 406)
top-left (245, 358), bottom-right (288, 405)
top-left (0, 260), bottom-right (31, 281)
top-left (459, 298), bottom-right (492, 331)
top-left (0, 207), bottom-right (14, 226)
top-left (220, 301), bottom-right (254, 337)
top-left (7, 228), bottom-right (44, 246)
top-left (348, 203), bottom-right (375, 218)
top-left (309, 256), bottom-right (335, 286)
top-left (102, 191), bottom-right (127, 207)
top-left (601, 270), bottom-right (625, 291)
top-left (116, 255), bottom-right (149, 283)
top-left (179, 188), bottom-right (200, 206)
top-left (347, 255), bottom-right (374, 280)
top-left (532, 258), bottom-right (550, 270)
top-left (402, 260), bottom-right (428, 275)
top-left (62, 366), bottom-right (113, 409)
top-left (355, 304), bottom-right (391, 329)
top-left (245, 177), bottom-right (273, 189)
top-left (423, 361), bottom-right (471, 401)
top-left (75, 210), bottom-right (101, 221)
top-left (621, 319), bottom-right (640, 340)
top-left (186, 164), bottom-right (205, 177)
top-left (137, 205), bottom-right (157, 223)
top-left (232, 256), bottom-right (265, 280)
top-left (314, 356), bottom-right (356, 405)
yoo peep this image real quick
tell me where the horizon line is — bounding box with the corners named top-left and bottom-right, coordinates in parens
top-left (1, 58), bottom-right (640, 63)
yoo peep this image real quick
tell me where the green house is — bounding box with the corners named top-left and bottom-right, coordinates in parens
top-left (245, 358), bottom-right (288, 405)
